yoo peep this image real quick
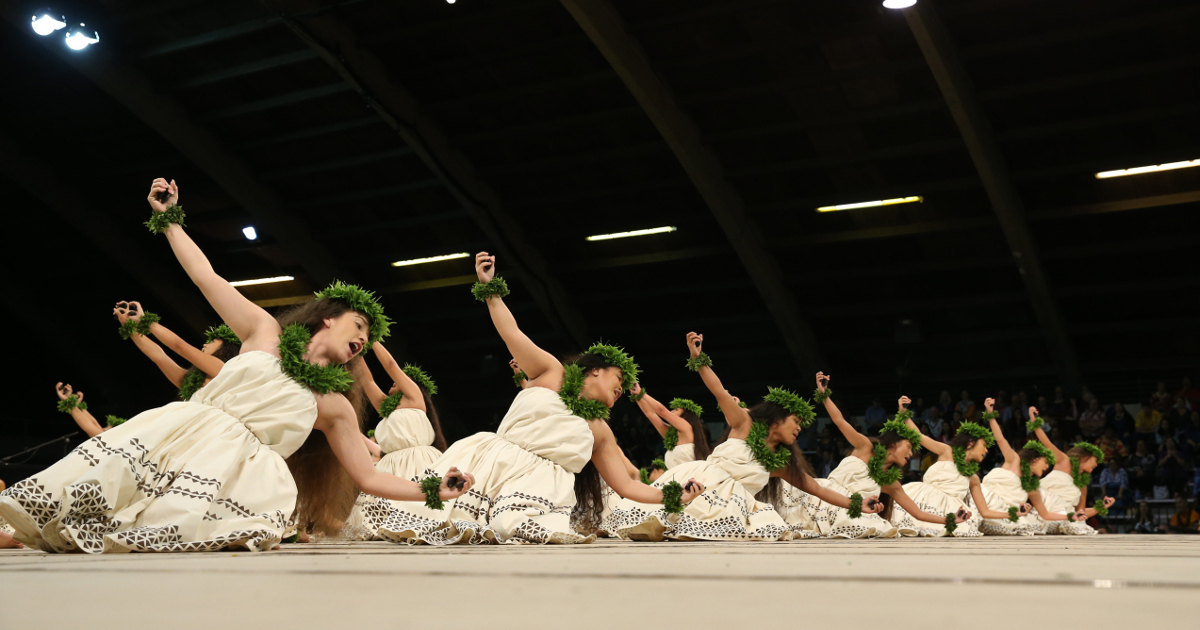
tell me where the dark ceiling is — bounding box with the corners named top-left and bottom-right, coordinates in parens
top-left (1, 0), bottom-right (1197, 469)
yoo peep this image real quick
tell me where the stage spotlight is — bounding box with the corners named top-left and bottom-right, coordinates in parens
top-left (1095, 159), bottom-right (1200, 179)
top-left (31, 10), bottom-right (66, 36)
top-left (816, 196), bottom-right (922, 213)
top-left (391, 252), bottom-right (470, 267)
top-left (64, 23), bottom-right (99, 50)
top-left (230, 276), bottom-right (294, 287)
top-left (585, 226), bottom-right (677, 241)
top-left (447, 0), bottom-right (456, 3)
top-left (242, 226), bottom-right (258, 240)
top-left (882, 0), bottom-right (917, 8)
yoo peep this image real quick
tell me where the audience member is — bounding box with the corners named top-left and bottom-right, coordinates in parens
top-left (1136, 402), bottom-right (1163, 437)
top-left (1109, 401), bottom-right (1135, 445)
top-left (1078, 399), bottom-right (1106, 438)
top-left (1157, 419), bottom-right (1178, 446)
top-left (1151, 381), bottom-right (1174, 413)
top-left (1167, 496), bottom-right (1199, 534)
top-left (1097, 427), bottom-right (1128, 463)
top-left (937, 390), bottom-right (953, 417)
top-left (1132, 501), bottom-right (1162, 534)
top-left (1175, 377), bottom-right (1200, 412)
top-left (1127, 440), bottom-right (1157, 498)
top-left (1099, 460), bottom-right (1129, 509)
top-left (956, 390), bottom-right (976, 421)
top-left (923, 406), bottom-right (946, 443)
top-left (1158, 439), bottom-right (1190, 495)
top-left (863, 398), bottom-right (887, 430)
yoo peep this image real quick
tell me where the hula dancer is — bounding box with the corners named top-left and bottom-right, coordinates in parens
top-left (1026, 420), bottom-right (1113, 535)
top-left (975, 408), bottom-right (1069, 535)
top-left (631, 387), bottom-right (712, 469)
top-left (114, 300), bottom-right (242, 401)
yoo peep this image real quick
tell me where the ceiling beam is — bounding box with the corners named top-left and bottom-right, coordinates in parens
top-left (264, 0), bottom-right (592, 349)
top-left (559, 0), bottom-right (825, 374)
top-left (0, 2), bottom-right (344, 287)
top-left (903, 0), bottom-right (1081, 392)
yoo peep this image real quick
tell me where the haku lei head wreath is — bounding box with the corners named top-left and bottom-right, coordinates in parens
top-left (763, 387), bottom-right (816, 428)
top-left (313, 281), bottom-right (392, 351)
top-left (668, 398), bottom-right (703, 419)
top-left (204, 324), bottom-right (241, 346)
top-left (956, 421), bottom-right (996, 447)
top-left (881, 414), bottom-right (923, 451)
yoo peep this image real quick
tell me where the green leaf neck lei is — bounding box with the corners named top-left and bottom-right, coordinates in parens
top-left (867, 443), bottom-right (903, 487)
top-left (746, 421), bottom-right (790, 472)
top-left (1020, 461), bottom-right (1040, 492)
top-left (952, 447), bottom-right (979, 478)
top-left (178, 368), bottom-right (207, 401)
top-left (106, 415), bottom-right (127, 427)
top-left (663, 426), bottom-right (679, 451)
top-left (559, 363), bottom-right (609, 421)
top-left (1069, 457), bottom-right (1091, 489)
top-left (513, 370), bottom-right (528, 388)
top-left (379, 392), bottom-right (404, 418)
top-left (277, 323), bottom-right (353, 394)
top-left (639, 468), bottom-right (650, 484)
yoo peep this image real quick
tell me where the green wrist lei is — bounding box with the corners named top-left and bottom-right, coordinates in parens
top-left (1066, 512), bottom-right (1075, 523)
top-left (663, 426), bottom-right (679, 451)
top-left (145, 204), bottom-right (186, 234)
top-left (661, 481), bottom-right (684, 515)
top-left (685, 352), bottom-right (713, 372)
top-left (944, 512), bottom-right (958, 535)
top-left (379, 392), bottom-right (404, 418)
top-left (764, 387), bottom-right (816, 428)
top-left (1021, 440), bottom-right (1057, 466)
top-left (420, 476), bottom-right (444, 510)
top-left (1026, 416), bottom-right (1045, 432)
top-left (867, 443), bottom-right (903, 486)
top-left (278, 323), bottom-right (354, 394)
top-left (628, 387), bottom-right (646, 402)
top-left (668, 398), bottom-right (703, 419)
top-left (848, 492), bottom-right (863, 519)
top-left (1020, 461), bottom-right (1040, 492)
top-left (367, 429), bottom-right (375, 438)
top-left (204, 323), bottom-right (241, 346)
top-left (812, 387), bottom-right (832, 405)
top-left (472, 277), bottom-right (510, 302)
top-left (281, 533), bottom-right (300, 544)
top-left (639, 468), bottom-right (650, 484)
top-left (980, 410), bottom-right (999, 422)
top-left (1069, 457), bottom-right (1091, 489)
top-left (559, 363), bottom-right (610, 421)
top-left (118, 312), bottom-right (161, 340)
top-left (513, 370), bottom-right (528, 388)
top-left (57, 394), bottom-right (88, 413)
top-left (952, 447), bottom-right (979, 478)
top-left (178, 367), bottom-right (207, 401)
top-left (106, 415), bottom-right (127, 427)
top-left (651, 458), bottom-right (666, 470)
top-left (747, 421), bottom-right (791, 471)
top-left (1007, 506), bottom-right (1019, 523)
top-left (1092, 499), bottom-right (1109, 517)
top-left (738, 400), bottom-right (748, 408)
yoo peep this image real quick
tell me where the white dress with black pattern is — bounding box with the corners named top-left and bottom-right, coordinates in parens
top-left (973, 467), bottom-right (1043, 536)
top-left (664, 443), bottom-right (695, 470)
top-left (1027, 470), bottom-right (1096, 535)
top-left (789, 456), bottom-right (902, 538)
top-left (0, 351), bottom-right (313, 553)
top-left (367, 386), bottom-right (596, 545)
top-left (603, 439), bottom-right (800, 541)
top-left (341, 408), bottom-right (442, 541)
top-left (889, 461), bottom-right (983, 537)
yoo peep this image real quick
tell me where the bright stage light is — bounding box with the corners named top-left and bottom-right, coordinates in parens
top-left (882, 0), bottom-right (917, 8)
top-left (1095, 159), bottom-right (1200, 179)
top-left (447, 0), bottom-right (456, 3)
top-left (64, 24), bottom-right (99, 50)
top-left (242, 226), bottom-right (258, 240)
top-left (585, 226), bottom-right (677, 241)
top-left (31, 11), bottom-right (66, 36)
top-left (230, 275), bottom-right (294, 287)
top-left (391, 252), bottom-right (470, 267)
top-left (816, 196), bottom-right (923, 213)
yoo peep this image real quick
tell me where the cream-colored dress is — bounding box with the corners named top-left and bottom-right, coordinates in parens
top-left (1030, 470), bottom-right (1095, 535)
top-left (342, 408), bottom-right (442, 541)
top-left (664, 443), bottom-right (695, 469)
top-left (0, 351), bottom-right (313, 553)
top-left (368, 387), bottom-right (595, 545)
top-left (973, 467), bottom-right (1042, 536)
top-left (889, 461), bottom-right (982, 537)
top-left (604, 439), bottom-right (802, 541)
top-left (789, 457), bottom-right (904, 538)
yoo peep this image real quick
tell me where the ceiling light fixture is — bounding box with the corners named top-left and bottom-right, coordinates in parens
top-left (30, 10), bottom-right (66, 36)
top-left (816, 196), bottom-right (923, 213)
top-left (1095, 159), bottom-right (1200, 179)
top-left (242, 226), bottom-right (258, 240)
top-left (585, 226), bottom-right (677, 241)
top-left (882, 0), bottom-right (917, 8)
top-left (64, 23), bottom-right (99, 50)
top-left (391, 252), bottom-right (470, 267)
top-left (230, 275), bottom-right (294, 287)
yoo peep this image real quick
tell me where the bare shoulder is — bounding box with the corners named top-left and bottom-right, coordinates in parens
top-left (313, 391), bottom-right (355, 430)
top-left (588, 419), bottom-right (615, 444)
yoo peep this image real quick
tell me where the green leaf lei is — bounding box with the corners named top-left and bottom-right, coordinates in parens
top-left (559, 363), bottom-right (610, 421)
top-left (639, 468), bottom-right (650, 484)
top-left (1073, 441), bottom-right (1105, 463)
top-left (513, 370), bottom-right (528, 388)
top-left (1020, 461), bottom-right (1040, 492)
top-left (881, 415), bottom-right (923, 452)
top-left (583, 343), bottom-right (639, 391)
top-left (1069, 457), bottom-right (1091, 489)
top-left (1092, 499), bottom-right (1109, 517)
top-left (1026, 416), bottom-right (1045, 432)
top-left (57, 394), bottom-right (87, 413)
top-left (663, 426), bottom-right (679, 451)
top-left (812, 387), bottom-right (831, 405)
top-left (1022, 440), bottom-right (1057, 466)
top-left (668, 398), bottom-right (703, 419)
top-left (314, 281), bottom-right (391, 351)
top-left (420, 476), bottom-right (443, 511)
top-left (628, 387), bottom-right (646, 402)
top-left (952, 447), bottom-right (979, 478)
top-left (1008, 506), bottom-right (1019, 523)
top-left (746, 421), bottom-right (791, 471)
top-left (738, 400), bottom-right (748, 408)
top-left (119, 311), bottom-right (161, 340)
top-left (764, 387), bottom-right (816, 428)
top-left (106, 415), bottom-right (127, 427)
top-left (403, 364), bottom-right (438, 396)
top-left (651, 458), bottom-right (666, 470)
top-left (178, 367), bottom-right (207, 401)
top-left (944, 512), bottom-right (958, 535)
top-left (867, 443), bottom-right (903, 486)
top-left (205, 324), bottom-right (241, 346)
top-left (367, 429), bottom-right (375, 438)
top-left (1067, 512), bottom-right (1076, 523)
top-left (145, 204), bottom-right (186, 234)
top-left (661, 481), bottom-right (684, 515)
top-left (956, 421), bottom-right (996, 447)
top-left (277, 323), bottom-right (354, 394)
top-left (472, 277), bottom-right (510, 302)
top-left (379, 392), bottom-right (404, 418)
top-left (848, 492), bottom-right (863, 519)
top-left (685, 352), bottom-right (713, 372)
top-left (281, 533), bottom-right (300, 544)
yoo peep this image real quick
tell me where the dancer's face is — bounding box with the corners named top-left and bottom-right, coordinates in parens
top-left (967, 438), bottom-right (989, 461)
top-left (1031, 457), bottom-right (1050, 475)
top-left (889, 440), bottom-right (913, 465)
top-left (771, 415), bottom-right (801, 446)
top-left (317, 311), bottom-right (370, 364)
top-left (201, 339), bottom-right (223, 355)
top-left (1079, 456), bottom-right (1099, 473)
top-left (649, 468), bottom-right (664, 482)
top-left (582, 366), bottom-right (623, 407)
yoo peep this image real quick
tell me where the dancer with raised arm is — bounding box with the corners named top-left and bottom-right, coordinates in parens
top-left (974, 408), bottom-right (1070, 535)
top-left (1027, 416), bottom-right (1113, 535)
top-left (605, 335), bottom-right (865, 541)
top-left (367, 252), bottom-right (703, 545)
top-left (0, 178), bottom-right (472, 553)
top-left (113, 302), bottom-right (242, 401)
top-left (53, 383), bottom-right (127, 438)
top-left (631, 386), bottom-right (711, 468)
top-left (792, 375), bottom-right (966, 538)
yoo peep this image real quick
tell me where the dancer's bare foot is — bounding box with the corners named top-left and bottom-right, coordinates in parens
top-left (0, 531), bottom-right (24, 549)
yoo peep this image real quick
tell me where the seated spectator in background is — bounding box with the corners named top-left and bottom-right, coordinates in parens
top-left (1157, 419), bottom-right (1178, 447)
top-left (1097, 427), bottom-right (1128, 463)
top-left (936, 390), bottom-right (953, 417)
top-left (1099, 459), bottom-right (1130, 510)
top-left (1133, 501), bottom-right (1162, 534)
top-left (1183, 411), bottom-right (1200, 452)
top-left (1004, 391), bottom-right (1030, 423)
top-left (1151, 381), bottom-right (1174, 413)
top-left (1078, 399), bottom-right (1106, 439)
top-left (1136, 402), bottom-right (1163, 437)
top-left (995, 390), bottom-right (1010, 416)
top-left (1128, 440), bottom-right (1157, 498)
top-left (1079, 385), bottom-right (1097, 406)
top-left (1168, 496), bottom-right (1200, 534)
top-left (937, 419), bottom-right (953, 444)
top-left (863, 398), bottom-right (887, 430)
top-left (1167, 398), bottom-right (1192, 432)
top-left (1175, 377), bottom-right (1200, 412)
top-left (1158, 439), bottom-right (1190, 495)
top-left (911, 396), bottom-right (928, 421)
top-left (1035, 395), bottom-right (1051, 422)
top-left (956, 390), bottom-right (976, 421)
top-left (923, 406), bottom-right (946, 443)
top-left (1109, 402), bottom-right (1135, 445)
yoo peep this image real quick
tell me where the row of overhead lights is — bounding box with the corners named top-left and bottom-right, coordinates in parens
top-left (31, 10), bottom-right (99, 50)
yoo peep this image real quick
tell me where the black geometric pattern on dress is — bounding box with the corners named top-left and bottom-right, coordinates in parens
top-left (605, 484), bottom-right (791, 542)
top-left (1, 480), bottom-right (60, 528)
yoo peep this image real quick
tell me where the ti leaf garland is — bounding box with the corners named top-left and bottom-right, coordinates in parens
top-left (57, 394), bottom-right (87, 413)
top-left (944, 512), bottom-right (958, 535)
top-left (106, 415), bottom-right (127, 427)
top-left (628, 387), bottom-right (646, 402)
top-left (651, 458), bottom-right (666, 471)
top-left (1007, 506), bottom-right (1019, 523)
top-left (812, 387), bottom-right (832, 405)
top-left (668, 398), bottom-right (703, 419)
top-left (763, 387), bottom-right (816, 428)
top-left (848, 492), bottom-right (863, 519)
top-left (955, 421), bottom-right (996, 447)
top-left (980, 410), bottom-right (999, 422)
top-left (119, 312), bottom-right (161, 340)
top-left (1073, 441), bottom-right (1105, 463)
top-left (1026, 416), bottom-right (1045, 432)
top-left (314, 281), bottom-right (391, 351)
top-left (685, 352), bottom-right (713, 372)
top-left (379, 392), bottom-right (404, 418)
top-left (178, 367), bottom-right (207, 401)
top-left (952, 447), bottom-right (979, 478)
top-left (661, 481), bottom-right (684, 515)
top-left (663, 426), bottom-right (679, 451)
top-left (472, 277), bottom-right (510, 302)
top-left (639, 468), bottom-right (650, 484)
top-left (204, 324), bottom-right (241, 346)
top-left (145, 204), bottom-right (186, 234)
top-left (1020, 461), bottom-right (1040, 492)
top-left (746, 421), bottom-right (791, 471)
top-left (559, 363), bottom-right (610, 421)
top-left (513, 370), bottom-right (528, 388)
top-left (1069, 457), bottom-right (1091, 489)
top-left (420, 476), bottom-right (444, 511)
top-left (277, 323), bottom-right (354, 394)
top-left (867, 443), bottom-right (903, 487)
top-left (881, 415), bottom-right (923, 452)
top-left (1092, 499), bottom-right (1109, 517)
top-left (1021, 440), bottom-right (1057, 466)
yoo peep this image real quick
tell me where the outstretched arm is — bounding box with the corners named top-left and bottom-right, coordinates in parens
top-left (687, 332), bottom-right (748, 438)
top-left (590, 422), bottom-right (703, 504)
top-left (55, 384), bottom-right (105, 438)
top-left (629, 384), bottom-right (668, 438)
top-left (991, 413), bottom-right (1019, 465)
top-left (885, 482), bottom-right (969, 525)
top-left (349, 357), bottom-right (387, 412)
top-left (903, 395), bottom-right (949, 458)
top-left (1027, 490), bottom-right (1075, 522)
top-left (116, 305), bottom-right (189, 387)
top-left (634, 388), bottom-right (692, 442)
top-left (149, 179), bottom-right (279, 351)
top-left (474, 252), bottom-right (561, 388)
top-left (372, 342), bottom-right (424, 412)
top-left (140, 309), bottom-right (224, 378)
top-left (968, 476), bottom-right (1012, 520)
top-left (817, 372), bottom-right (871, 452)
top-left (1031, 408), bottom-right (1068, 469)
top-left (778, 468), bottom-right (883, 513)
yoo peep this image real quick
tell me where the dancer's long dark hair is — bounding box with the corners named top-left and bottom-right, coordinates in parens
top-left (673, 406), bottom-right (712, 461)
top-left (567, 352), bottom-right (624, 534)
top-left (737, 400), bottom-right (815, 513)
top-left (276, 298), bottom-right (371, 535)
top-left (411, 384), bottom-right (448, 452)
